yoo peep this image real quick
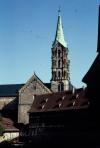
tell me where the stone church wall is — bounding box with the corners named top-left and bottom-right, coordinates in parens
top-left (18, 76), bottom-right (51, 124)
top-left (0, 97), bottom-right (16, 110)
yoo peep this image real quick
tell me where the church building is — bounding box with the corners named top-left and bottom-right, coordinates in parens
top-left (0, 6), bottom-right (100, 147)
top-left (0, 10), bottom-right (71, 125)
top-left (27, 7), bottom-right (100, 147)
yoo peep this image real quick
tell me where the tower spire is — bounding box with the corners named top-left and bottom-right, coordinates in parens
top-left (52, 9), bottom-right (67, 48)
top-left (51, 10), bottom-right (71, 92)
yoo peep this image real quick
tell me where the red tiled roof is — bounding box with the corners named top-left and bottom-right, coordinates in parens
top-left (29, 88), bottom-right (89, 113)
top-left (2, 117), bottom-right (19, 131)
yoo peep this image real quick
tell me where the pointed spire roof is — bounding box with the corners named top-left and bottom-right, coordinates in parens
top-left (52, 9), bottom-right (67, 48)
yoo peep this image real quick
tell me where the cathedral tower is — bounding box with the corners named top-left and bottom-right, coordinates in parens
top-left (51, 10), bottom-right (70, 92)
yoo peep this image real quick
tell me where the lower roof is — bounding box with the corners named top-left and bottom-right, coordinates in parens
top-left (1, 117), bottom-right (19, 131)
top-left (0, 83), bottom-right (51, 97)
top-left (29, 88), bottom-right (89, 113)
top-left (0, 84), bottom-right (24, 97)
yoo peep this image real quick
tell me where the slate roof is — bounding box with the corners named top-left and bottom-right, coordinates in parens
top-left (82, 54), bottom-right (100, 84)
top-left (44, 83), bottom-right (51, 90)
top-left (0, 84), bottom-right (24, 97)
top-left (0, 82), bottom-right (51, 98)
top-left (29, 88), bottom-right (89, 113)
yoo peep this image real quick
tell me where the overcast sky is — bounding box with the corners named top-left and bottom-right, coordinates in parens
top-left (0, 0), bottom-right (100, 88)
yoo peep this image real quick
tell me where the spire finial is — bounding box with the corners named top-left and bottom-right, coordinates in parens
top-left (58, 6), bottom-right (61, 16)
top-left (52, 6), bottom-right (67, 48)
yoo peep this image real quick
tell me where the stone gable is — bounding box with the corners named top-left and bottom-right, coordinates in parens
top-left (18, 74), bottom-right (51, 124)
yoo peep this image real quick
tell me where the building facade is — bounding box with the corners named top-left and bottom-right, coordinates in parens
top-left (18, 73), bottom-right (51, 124)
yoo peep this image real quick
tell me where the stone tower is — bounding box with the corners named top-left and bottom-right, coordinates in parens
top-left (51, 10), bottom-right (70, 92)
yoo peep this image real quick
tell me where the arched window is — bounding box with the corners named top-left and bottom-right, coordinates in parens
top-left (53, 60), bottom-right (56, 67)
top-left (58, 60), bottom-right (60, 68)
top-left (58, 71), bottom-right (60, 78)
top-left (63, 59), bottom-right (66, 65)
top-left (58, 83), bottom-right (64, 92)
top-left (53, 71), bottom-right (56, 80)
top-left (58, 50), bottom-right (61, 57)
top-left (58, 84), bottom-right (61, 92)
top-left (55, 50), bottom-right (57, 57)
top-left (64, 71), bottom-right (66, 78)
top-left (61, 83), bottom-right (64, 91)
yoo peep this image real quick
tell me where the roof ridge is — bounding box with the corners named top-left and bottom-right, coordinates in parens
top-left (0, 83), bottom-right (24, 86)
